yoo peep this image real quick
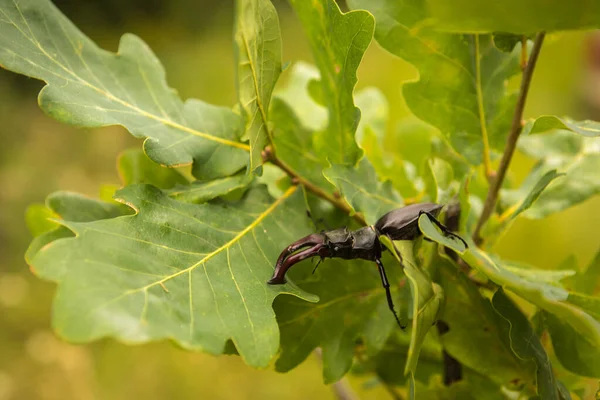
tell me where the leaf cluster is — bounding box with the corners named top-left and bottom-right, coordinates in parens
top-left (3, 0), bottom-right (599, 398)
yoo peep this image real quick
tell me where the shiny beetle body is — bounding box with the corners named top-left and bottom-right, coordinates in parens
top-left (267, 202), bottom-right (466, 329)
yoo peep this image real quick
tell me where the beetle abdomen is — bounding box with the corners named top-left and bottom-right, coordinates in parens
top-left (375, 203), bottom-right (443, 240)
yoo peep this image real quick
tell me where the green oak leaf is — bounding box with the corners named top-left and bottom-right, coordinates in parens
top-left (380, 238), bottom-right (443, 377)
top-left (437, 262), bottom-right (536, 391)
top-left (274, 254), bottom-right (401, 383)
top-left (0, 0), bottom-right (248, 179)
top-left (458, 246), bottom-right (600, 370)
top-left (119, 148), bottom-right (254, 204)
top-left (167, 174), bottom-right (254, 204)
top-left (492, 289), bottom-right (562, 400)
top-left (289, 0), bottom-right (373, 165)
top-left (25, 192), bottom-right (131, 279)
top-left (28, 184), bottom-right (318, 368)
top-left (348, 0), bottom-right (522, 165)
top-left (426, 0), bottom-right (600, 33)
top-left (270, 97), bottom-right (331, 190)
top-left (524, 115), bottom-right (600, 138)
top-left (502, 130), bottom-right (600, 218)
top-left (118, 148), bottom-right (189, 188)
top-left (235, 0), bottom-right (282, 173)
top-left (324, 157), bottom-right (403, 224)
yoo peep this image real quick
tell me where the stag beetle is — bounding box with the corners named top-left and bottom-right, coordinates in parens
top-left (267, 203), bottom-right (467, 329)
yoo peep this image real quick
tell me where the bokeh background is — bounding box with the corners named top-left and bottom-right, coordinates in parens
top-left (1, 1), bottom-right (599, 399)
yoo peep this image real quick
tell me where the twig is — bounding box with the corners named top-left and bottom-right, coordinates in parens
top-left (263, 147), bottom-right (367, 226)
top-left (472, 32), bottom-right (546, 245)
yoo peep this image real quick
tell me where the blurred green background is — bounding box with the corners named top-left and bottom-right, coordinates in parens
top-left (1, 1), bottom-right (599, 399)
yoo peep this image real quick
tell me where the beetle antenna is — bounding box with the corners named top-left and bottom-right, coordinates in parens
top-left (421, 211), bottom-right (468, 249)
top-left (311, 257), bottom-right (323, 275)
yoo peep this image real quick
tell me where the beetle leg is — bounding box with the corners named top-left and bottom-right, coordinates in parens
top-left (268, 242), bottom-right (330, 284)
top-left (375, 258), bottom-right (405, 330)
top-left (419, 211), bottom-right (468, 249)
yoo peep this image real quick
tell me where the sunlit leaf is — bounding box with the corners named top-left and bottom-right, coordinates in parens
top-left (502, 131), bottom-right (600, 218)
top-left (324, 157), bottom-right (403, 224)
top-left (524, 115), bottom-right (600, 138)
top-left (348, 0), bottom-right (522, 165)
top-left (355, 87), bottom-right (388, 144)
top-left (235, 0), bottom-right (282, 173)
top-left (289, 0), bottom-right (373, 165)
top-left (28, 184), bottom-right (319, 368)
top-left (0, 0), bottom-right (248, 179)
top-left (492, 289), bottom-right (561, 400)
top-left (26, 203), bottom-right (59, 236)
top-left (427, 0), bottom-right (600, 33)
top-left (274, 62), bottom-right (326, 132)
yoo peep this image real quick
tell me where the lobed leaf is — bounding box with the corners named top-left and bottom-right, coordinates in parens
top-left (288, 0), bottom-right (373, 166)
top-left (0, 0), bottom-right (248, 179)
top-left (324, 157), bottom-right (403, 225)
top-left (492, 289), bottom-right (562, 400)
top-left (274, 254), bottom-right (400, 383)
top-left (426, 0), bottom-right (600, 34)
top-left (235, 0), bottom-right (283, 173)
top-left (502, 131), bottom-right (600, 218)
top-left (25, 192), bottom-right (131, 279)
top-left (28, 184), bottom-right (319, 368)
top-left (525, 115), bottom-right (600, 138)
top-left (119, 148), bottom-right (254, 204)
top-left (458, 247), bottom-right (600, 374)
top-left (437, 263), bottom-right (536, 390)
top-left (348, 0), bottom-right (522, 165)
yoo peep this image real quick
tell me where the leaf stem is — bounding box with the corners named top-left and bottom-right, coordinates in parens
top-left (474, 34), bottom-right (493, 180)
top-left (263, 147), bottom-right (367, 226)
top-left (472, 32), bottom-right (546, 245)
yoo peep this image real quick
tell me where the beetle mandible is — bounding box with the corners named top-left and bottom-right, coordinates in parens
top-left (267, 203), bottom-right (468, 329)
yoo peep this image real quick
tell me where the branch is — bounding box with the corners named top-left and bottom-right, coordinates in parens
top-left (472, 32), bottom-right (546, 245)
top-left (263, 147), bottom-right (367, 226)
